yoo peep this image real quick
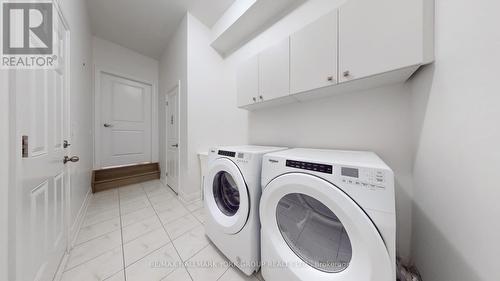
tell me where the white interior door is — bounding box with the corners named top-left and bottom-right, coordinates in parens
top-left (15, 7), bottom-right (71, 281)
top-left (99, 73), bottom-right (152, 168)
top-left (166, 84), bottom-right (180, 193)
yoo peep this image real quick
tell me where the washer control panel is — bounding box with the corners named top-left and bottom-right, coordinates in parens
top-left (218, 150), bottom-right (236, 157)
top-left (235, 152), bottom-right (251, 163)
top-left (340, 166), bottom-right (386, 189)
top-left (286, 160), bottom-right (333, 174)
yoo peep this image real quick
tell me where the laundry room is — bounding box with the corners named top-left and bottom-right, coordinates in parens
top-left (1, 0), bottom-right (498, 281)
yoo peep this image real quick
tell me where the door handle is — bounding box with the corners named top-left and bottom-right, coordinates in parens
top-left (171, 144), bottom-right (179, 148)
top-left (63, 156), bottom-right (80, 164)
top-left (104, 123), bottom-right (113, 128)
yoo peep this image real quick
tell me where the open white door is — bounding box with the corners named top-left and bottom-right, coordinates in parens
top-left (166, 83), bottom-right (180, 193)
top-left (13, 6), bottom-right (72, 281)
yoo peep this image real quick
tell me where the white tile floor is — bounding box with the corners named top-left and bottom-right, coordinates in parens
top-left (61, 180), bottom-right (264, 281)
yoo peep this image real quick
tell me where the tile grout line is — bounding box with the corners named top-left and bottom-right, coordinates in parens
top-left (63, 244), bottom-right (123, 273)
top-left (80, 212), bottom-right (120, 227)
top-left (121, 210), bottom-right (157, 229)
top-left (74, 223), bottom-right (121, 247)
top-left (142, 183), bottom-right (196, 281)
top-left (82, 210), bottom-right (120, 228)
top-left (63, 190), bottom-right (123, 277)
top-left (117, 188), bottom-right (128, 281)
top-left (122, 221), bottom-right (162, 245)
top-left (215, 266), bottom-right (231, 281)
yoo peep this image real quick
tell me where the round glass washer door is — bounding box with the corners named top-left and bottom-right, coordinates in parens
top-left (260, 173), bottom-right (393, 280)
top-left (205, 158), bottom-right (249, 234)
top-left (213, 171), bottom-right (240, 216)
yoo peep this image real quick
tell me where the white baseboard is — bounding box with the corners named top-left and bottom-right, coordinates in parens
top-left (179, 190), bottom-right (201, 204)
top-left (69, 187), bottom-right (92, 248)
top-left (52, 252), bottom-right (69, 281)
top-left (160, 177), bottom-right (167, 186)
top-left (53, 186), bottom-right (92, 281)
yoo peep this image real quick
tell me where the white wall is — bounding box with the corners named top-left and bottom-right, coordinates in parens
top-left (409, 1), bottom-right (500, 280)
top-left (58, 0), bottom-right (94, 241)
top-left (92, 37), bottom-right (159, 168)
top-left (158, 14), bottom-right (248, 202)
top-left (0, 70), bottom-right (9, 281)
top-left (159, 16), bottom-right (188, 196)
top-left (185, 14), bottom-right (248, 200)
top-left (248, 85), bottom-right (415, 257)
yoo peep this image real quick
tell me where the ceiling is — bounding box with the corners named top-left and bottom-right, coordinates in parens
top-left (86, 0), bottom-right (235, 59)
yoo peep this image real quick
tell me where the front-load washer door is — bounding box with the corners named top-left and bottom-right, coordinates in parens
top-left (205, 158), bottom-right (250, 234)
top-left (260, 173), bottom-right (393, 280)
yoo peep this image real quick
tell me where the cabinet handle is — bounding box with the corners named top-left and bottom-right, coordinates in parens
top-left (343, 71), bottom-right (351, 78)
top-left (252, 97), bottom-right (257, 102)
top-left (327, 76), bottom-right (335, 82)
top-left (259, 95), bottom-right (263, 100)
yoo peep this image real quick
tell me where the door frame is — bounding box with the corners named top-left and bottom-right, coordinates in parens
top-left (8, 2), bottom-right (72, 280)
top-left (93, 67), bottom-right (158, 169)
top-left (164, 81), bottom-right (181, 193)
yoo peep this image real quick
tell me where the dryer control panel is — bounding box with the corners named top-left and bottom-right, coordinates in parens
top-left (340, 166), bottom-right (386, 189)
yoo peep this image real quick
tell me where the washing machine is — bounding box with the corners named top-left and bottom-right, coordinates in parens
top-left (260, 148), bottom-right (396, 281)
top-left (204, 145), bottom-right (288, 275)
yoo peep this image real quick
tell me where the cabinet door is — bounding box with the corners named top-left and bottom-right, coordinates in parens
top-left (236, 55), bottom-right (259, 107)
top-left (259, 38), bottom-right (290, 102)
top-left (339, 0), bottom-right (422, 82)
top-left (291, 10), bottom-right (338, 94)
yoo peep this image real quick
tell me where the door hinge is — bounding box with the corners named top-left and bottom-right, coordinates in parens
top-left (171, 115), bottom-right (174, 125)
top-left (22, 135), bottom-right (28, 158)
top-left (166, 101), bottom-right (169, 106)
top-left (63, 140), bottom-right (71, 148)
top-left (166, 172), bottom-right (168, 176)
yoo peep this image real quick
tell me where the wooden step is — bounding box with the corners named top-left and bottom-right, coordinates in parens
top-left (92, 163), bottom-right (160, 193)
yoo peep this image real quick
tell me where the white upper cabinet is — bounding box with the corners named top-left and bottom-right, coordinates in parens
top-left (259, 38), bottom-right (290, 102)
top-left (291, 10), bottom-right (338, 94)
top-left (236, 0), bottom-right (434, 110)
top-left (236, 54), bottom-right (259, 107)
top-left (339, 0), bottom-right (423, 82)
